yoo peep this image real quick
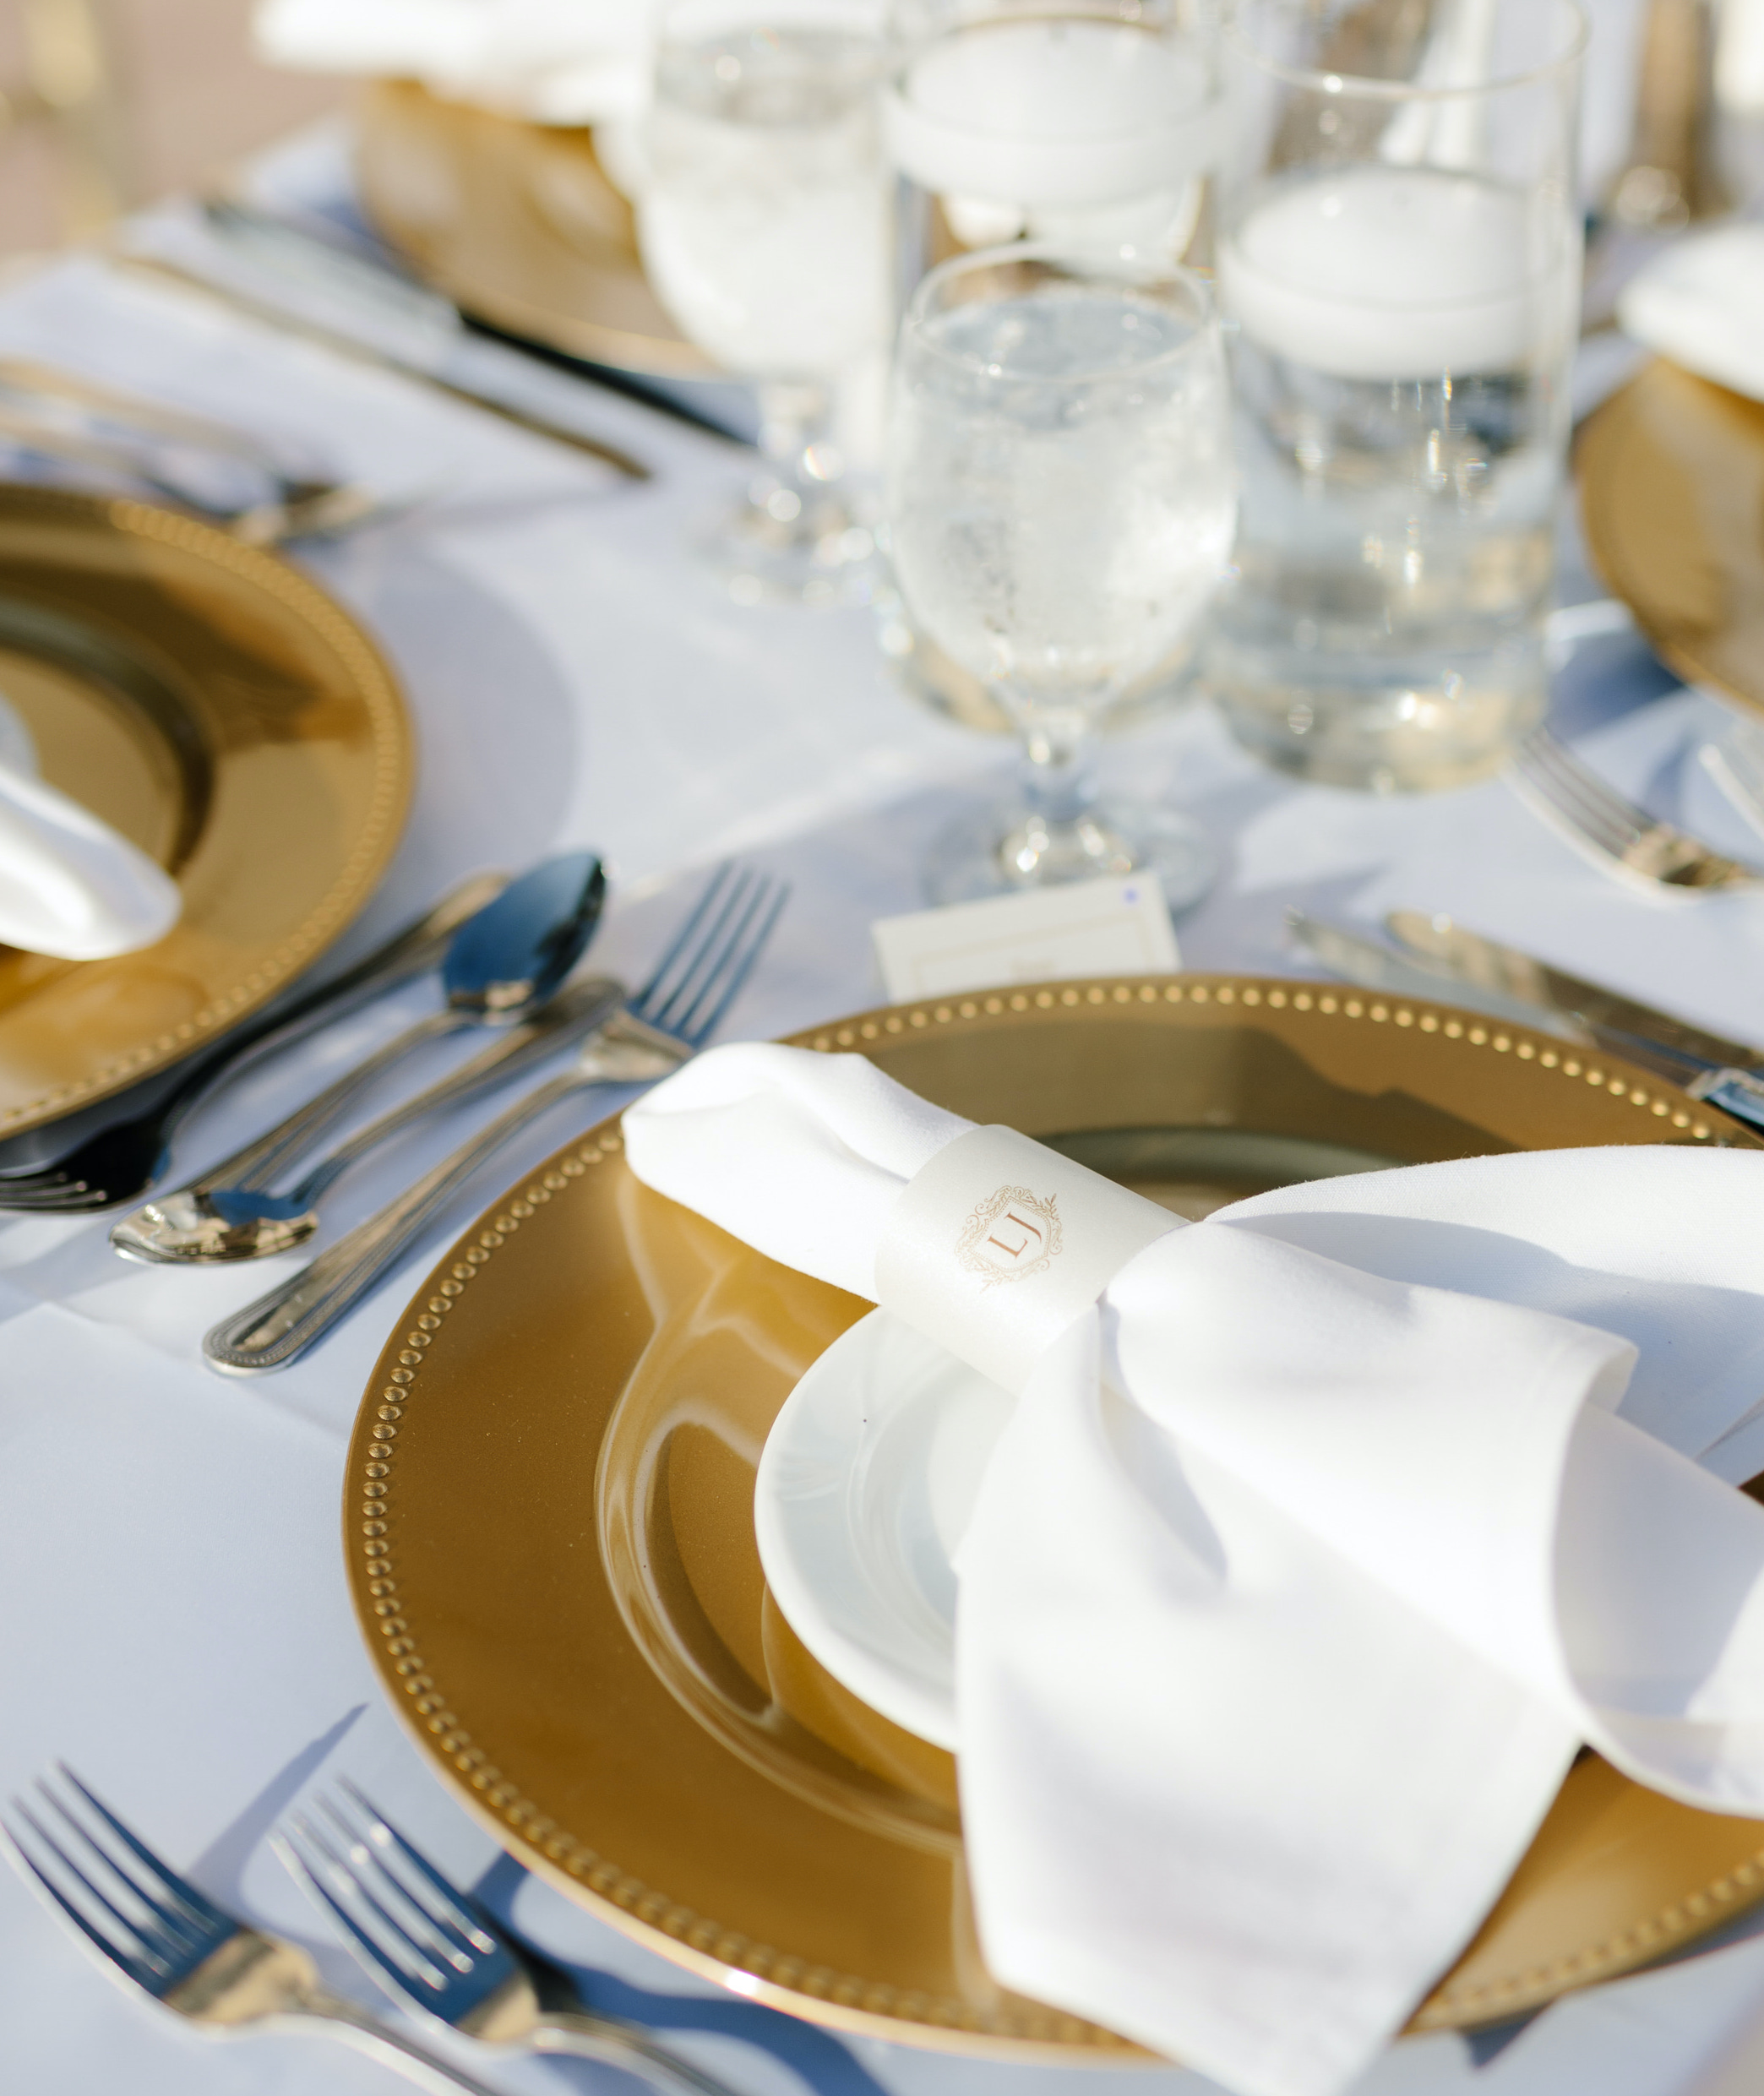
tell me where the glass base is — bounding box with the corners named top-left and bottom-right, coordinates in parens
top-left (1208, 635), bottom-right (1549, 792)
top-left (705, 481), bottom-right (879, 608)
top-left (924, 793), bottom-right (1217, 912)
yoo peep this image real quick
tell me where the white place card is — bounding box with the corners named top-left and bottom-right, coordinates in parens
top-left (872, 875), bottom-right (1180, 1000)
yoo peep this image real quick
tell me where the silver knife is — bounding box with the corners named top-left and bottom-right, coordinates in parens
top-left (1284, 911), bottom-right (1592, 1040)
top-left (1385, 912), bottom-right (1764, 1070)
top-left (1287, 909), bottom-right (1764, 1137)
top-left (111, 208), bottom-right (650, 481)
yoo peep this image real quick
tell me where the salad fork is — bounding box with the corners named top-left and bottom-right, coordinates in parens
top-left (2, 1765), bottom-right (509, 2096)
top-left (279, 1782), bottom-right (745, 2096)
top-left (1511, 728), bottom-right (1764, 892)
top-left (204, 862), bottom-right (787, 1374)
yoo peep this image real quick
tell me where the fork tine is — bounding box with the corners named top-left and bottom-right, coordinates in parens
top-left (679, 879), bottom-right (788, 1049)
top-left (54, 1766), bottom-right (231, 1940)
top-left (313, 1793), bottom-right (482, 1968)
top-left (631, 862), bottom-right (735, 1012)
top-left (275, 1818), bottom-right (455, 1996)
top-left (635, 868), bottom-right (758, 1037)
top-left (333, 1780), bottom-right (494, 1954)
top-left (2, 1809), bottom-right (163, 1989)
top-left (1519, 733), bottom-right (1648, 847)
top-left (1516, 749), bottom-right (1633, 857)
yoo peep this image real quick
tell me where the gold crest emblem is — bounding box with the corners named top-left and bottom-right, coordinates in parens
top-left (955, 1185), bottom-right (1063, 1287)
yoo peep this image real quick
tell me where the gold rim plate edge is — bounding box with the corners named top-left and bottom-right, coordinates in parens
top-left (0, 485), bottom-right (413, 1135)
top-left (1577, 357), bottom-right (1764, 716)
top-left (346, 979), bottom-right (1764, 2059)
top-left (354, 83), bottom-right (718, 379)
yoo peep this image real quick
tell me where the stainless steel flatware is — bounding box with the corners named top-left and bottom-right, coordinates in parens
top-left (1284, 910), bottom-right (1582, 1040)
top-left (114, 210), bottom-right (651, 482)
top-left (109, 852), bottom-right (605, 1260)
top-left (1512, 727), bottom-right (1764, 892)
top-left (1700, 721), bottom-right (1764, 847)
top-left (0, 358), bottom-right (394, 546)
top-left (0, 871), bottom-right (509, 1211)
top-left (2, 1765), bottom-right (511, 2096)
top-left (204, 862), bottom-right (787, 1375)
top-left (114, 972), bottom-right (624, 1264)
top-left (1288, 906), bottom-right (1764, 1136)
top-left (279, 1781), bottom-right (744, 2096)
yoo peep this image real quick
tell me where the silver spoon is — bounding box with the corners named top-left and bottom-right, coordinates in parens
top-left (110, 852), bottom-right (605, 1266)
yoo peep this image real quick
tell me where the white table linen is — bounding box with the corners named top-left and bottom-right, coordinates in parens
top-left (9, 133), bottom-right (1764, 2096)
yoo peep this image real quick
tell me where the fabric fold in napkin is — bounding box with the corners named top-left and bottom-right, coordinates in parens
top-left (623, 1044), bottom-right (1764, 2096)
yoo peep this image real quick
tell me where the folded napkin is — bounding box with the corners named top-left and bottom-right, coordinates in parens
top-left (623, 1043), bottom-right (1764, 2096)
top-left (255, 0), bottom-right (649, 125)
top-left (1618, 222), bottom-right (1764, 403)
top-left (0, 739), bottom-right (181, 961)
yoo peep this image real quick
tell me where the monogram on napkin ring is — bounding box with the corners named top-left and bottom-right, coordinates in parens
top-left (874, 1124), bottom-right (1182, 1392)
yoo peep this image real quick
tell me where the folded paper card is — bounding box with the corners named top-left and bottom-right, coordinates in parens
top-left (871, 874), bottom-right (1179, 1001)
top-left (623, 1043), bottom-right (1764, 2096)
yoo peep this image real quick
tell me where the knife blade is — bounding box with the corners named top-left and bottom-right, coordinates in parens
top-left (1303, 908), bottom-right (1764, 1139)
top-left (112, 210), bottom-right (651, 482)
top-left (1284, 911), bottom-right (1593, 1040)
top-left (1385, 910), bottom-right (1764, 1072)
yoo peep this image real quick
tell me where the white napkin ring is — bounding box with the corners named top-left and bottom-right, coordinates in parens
top-left (874, 1124), bottom-right (1182, 1392)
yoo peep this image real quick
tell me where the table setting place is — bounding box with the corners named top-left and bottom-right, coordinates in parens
top-left (22, 3), bottom-right (1764, 2096)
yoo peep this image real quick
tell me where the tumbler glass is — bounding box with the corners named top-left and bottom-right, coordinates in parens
top-left (887, 243), bottom-right (1236, 906)
top-left (1208, 0), bottom-right (1587, 790)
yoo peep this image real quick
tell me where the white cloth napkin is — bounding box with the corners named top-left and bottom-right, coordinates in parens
top-left (254, 0), bottom-right (651, 125)
top-left (0, 747), bottom-right (181, 960)
top-left (1618, 223), bottom-right (1764, 403)
top-left (623, 1043), bottom-right (1764, 2096)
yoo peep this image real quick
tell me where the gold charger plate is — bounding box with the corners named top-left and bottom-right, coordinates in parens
top-left (346, 980), bottom-right (1764, 2057)
top-left (355, 83), bottom-right (715, 380)
top-left (0, 485), bottom-right (411, 1138)
top-left (1577, 356), bottom-right (1764, 714)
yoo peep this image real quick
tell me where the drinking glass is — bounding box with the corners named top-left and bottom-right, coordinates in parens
top-left (639, 0), bottom-right (892, 605)
top-left (1208, 0), bottom-right (1587, 791)
top-left (886, 244), bottom-right (1236, 906)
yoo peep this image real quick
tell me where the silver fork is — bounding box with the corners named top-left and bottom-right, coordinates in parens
top-left (279, 1783), bottom-right (747, 2096)
top-left (1511, 727), bottom-right (1764, 893)
top-left (2, 1765), bottom-right (513, 2096)
top-left (203, 863), bottom-right (787, 1375)
top-left (1700, 720), bottom-right (1764, 847)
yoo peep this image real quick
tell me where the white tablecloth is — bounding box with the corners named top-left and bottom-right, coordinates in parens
top-left (9, 144), bottom-right (1764, 2096)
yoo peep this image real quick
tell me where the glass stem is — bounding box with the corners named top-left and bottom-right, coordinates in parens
top-left (754, 379), bottom-right (838, 525)
top-left (1013, 704), bottom-right (1098, 828)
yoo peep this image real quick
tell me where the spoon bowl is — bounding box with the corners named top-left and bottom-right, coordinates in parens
top-left (109, 853), bottom-right (606, 1263)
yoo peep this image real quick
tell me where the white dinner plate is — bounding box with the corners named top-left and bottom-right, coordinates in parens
top-left (753, 1307), bottom-right (1016, 1750)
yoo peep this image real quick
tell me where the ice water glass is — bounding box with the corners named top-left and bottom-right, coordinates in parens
top-left (887, 245), bottom-right (1235, 906)
top-left (1207, 0), bottom-right (1587, 791)
top-left (640, 0), bottom-right (891, 605)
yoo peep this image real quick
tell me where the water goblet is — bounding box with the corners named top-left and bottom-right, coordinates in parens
top-left (638, 0), bottom-right (892, 606)
top-left (886, 243), bottom-right (1236, 906)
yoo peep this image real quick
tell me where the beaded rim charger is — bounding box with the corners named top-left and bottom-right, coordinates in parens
top-left (346, 978), bottom-right (1764, 2060)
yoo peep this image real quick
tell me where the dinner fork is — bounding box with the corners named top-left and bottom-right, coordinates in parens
top-left (2, 1765), bottom-right (512, 2096)
top-left (204, 863), bottom-right (787, 1374)
top-left (1511, 727), bottom-right (1764, 892)
top-left (279, 1783), bottom-right (745, 2096)
top-left (1700, 721), bottom-right (1764, 847)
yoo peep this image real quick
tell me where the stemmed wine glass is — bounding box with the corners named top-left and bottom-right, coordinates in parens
top-left (638, 0), bottom-right (892, 606)
top-left (885, 243), bottom-right (1237, 905)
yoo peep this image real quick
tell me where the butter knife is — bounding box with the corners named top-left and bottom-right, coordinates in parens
top-left (1286, 909), bottom-right (1764, 1136)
